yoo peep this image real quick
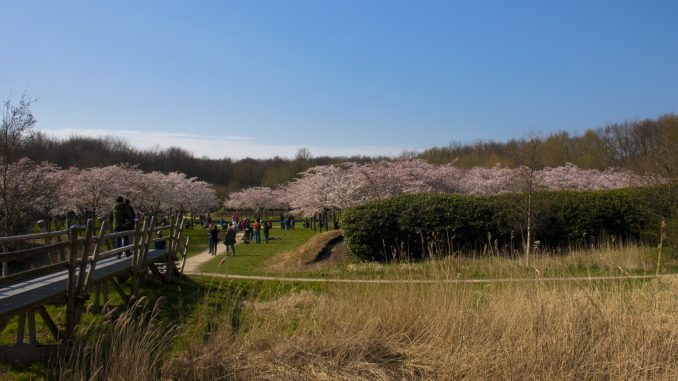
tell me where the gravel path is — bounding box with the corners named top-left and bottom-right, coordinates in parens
top-left (183, 271), bottom-right (677, 284)
top-left (182, 232), bottom-right (244, 273)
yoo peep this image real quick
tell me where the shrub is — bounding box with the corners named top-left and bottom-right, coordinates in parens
top-left (341, 188), bottom-right (663, 261)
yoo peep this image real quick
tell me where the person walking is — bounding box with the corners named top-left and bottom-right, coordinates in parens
top-left (110, 196), bottom-right (133, 258)
top-left (208, 223), bottom-right (219, 255)
top-left (252, 219), bottom-right (261, 244)
top-left (223, 223), bottom-right (237, 255)
top-left (263, 219), bottom-right (271, 243)
top-left (244, 218), bottom-right (251, 242)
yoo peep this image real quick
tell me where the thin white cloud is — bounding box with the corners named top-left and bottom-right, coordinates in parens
top-left (38, 128), bottom-right (413, 159)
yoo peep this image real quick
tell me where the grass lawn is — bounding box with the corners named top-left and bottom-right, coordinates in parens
top-left (199, 227), bottom-right (318, 275)
top-left (182, 226), bottom-right (210, 257)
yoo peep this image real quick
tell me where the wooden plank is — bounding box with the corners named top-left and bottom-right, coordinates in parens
top-left (37, 306), bottom-right (60, 342)
top-left (72, 220), bottom-right (94, 328)
top-left (37, 220), bottom-right (59, 264)
top-left (65, 226), bottom-right (78, 340)
top-left (0, 270), bottom-right (70, 316)
top-left (133, 216), bottom-right (155, 296)
top-left (27, 310), bottom-right (37, 345)
top-left (153, 224), bottom-right (171, 232)
top-left (83, 221), bottom-right (109, 291)
top-left (131, 219), bottom-right (142, 280)
top-left (93, 284), bottom-right (101, 309)
top-left (55, 228), bottom-right (67, 262)
top-left (165, 215), bottom-right (176, 282)
top-left (103, 230), bottom-right (136, 240)
top-left (0, 262), bottom-right (68, 288)
top-left (110, 278), bottom-right (130, 304)
top-left (0, 241), bottom-right (71, 262)
top-left (16, 313), bottom-right (25, 345)
top-left (150, 236), bottom-right (170, 244)
top-left (75, 220), bottom-right (94, 295)
top-left (0, 344), bottom-right (59, 363)
top-left (0, 229), bottom-right (69, 244)
top-left (179, 236), bottom-right (191, 274)
top-left (139, 216), bottom-right (156, 271)
top-left (95, 244), bottom-right (135, 260)
top-left (148, 263), bottom-right (165, 282)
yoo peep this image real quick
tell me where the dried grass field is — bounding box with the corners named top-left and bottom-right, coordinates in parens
top-left (48, 245), bottom-right (677, 381)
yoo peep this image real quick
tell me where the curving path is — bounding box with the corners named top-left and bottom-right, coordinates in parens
top-left (183, 271), bottom-right (678, 284)
top-left (181, 232), bottom-right (677, 284)
top-left (182, 231), bottom-right (245, 273)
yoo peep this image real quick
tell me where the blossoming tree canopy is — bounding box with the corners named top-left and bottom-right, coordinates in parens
top-left (3, 162), bottom-right (220, 222)
top-left (224, 160), bottom-right (653, 217)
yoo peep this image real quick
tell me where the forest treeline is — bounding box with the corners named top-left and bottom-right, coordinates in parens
top-left (19, 113), bottom-right (678, 197)
top-left (420, 114), bottom-right (678, 173)
top-left (18, 135), bottom-right (381, 197)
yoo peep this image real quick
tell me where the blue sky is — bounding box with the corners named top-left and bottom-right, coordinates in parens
top-left (3, 0), bottom-right (678, 158)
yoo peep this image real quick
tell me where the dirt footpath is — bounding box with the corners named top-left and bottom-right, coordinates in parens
top-left (182, 232), bottom-right (243, 272)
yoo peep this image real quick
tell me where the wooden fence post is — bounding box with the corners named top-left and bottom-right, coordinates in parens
top-left (37, 220), bottom-right (59, 264)
top-left (132, 216), bottom-right (151, 296)
top-left (130, 219), bottom-right (143, 297)
top-left (65, 225), bottom-right (79, 340)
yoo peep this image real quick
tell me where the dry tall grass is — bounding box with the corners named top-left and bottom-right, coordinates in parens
top-left (337, 244), bottom-right (674, 280)
top-left (168, 276), bottom-right (678, 380)
top-left (52, 297), bottom-right (175, 381)
top-left (51, 247), bottom-right (677, 380)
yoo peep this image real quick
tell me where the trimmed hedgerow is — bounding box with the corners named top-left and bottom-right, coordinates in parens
top-left (341, 188), bottom-right (663, 261)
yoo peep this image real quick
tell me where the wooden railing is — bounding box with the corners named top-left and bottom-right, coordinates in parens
top-left (0, 215), bottom-right (190, 362)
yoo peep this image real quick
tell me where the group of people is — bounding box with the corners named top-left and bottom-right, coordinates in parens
top-left (279, 213), bottom-right (295, 230)
top-left (207, 222), bottom-right (237, 256)
top-left (206, 216), bottom-right (274, 256)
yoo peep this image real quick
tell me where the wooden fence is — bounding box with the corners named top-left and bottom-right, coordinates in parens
top-left (0, 215), bottom-right (190, 362)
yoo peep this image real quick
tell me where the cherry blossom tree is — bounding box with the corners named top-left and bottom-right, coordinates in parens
top-left (0, 158), bottom-right (64, 234)
top-left (230, 160), bottom-right (656, 220)
top-left (224, 186), bottom-right (285, 213)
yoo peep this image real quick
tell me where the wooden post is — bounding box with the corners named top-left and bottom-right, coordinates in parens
top-left (131, 219), bottom-right (142, 270)
top-left (37, 220), bottom-right (58, 264)
top-left (93, 284), bottom-right (101, 309)
top-left (75, 220), bottom-right (94, 296)
top-left (83, 221), bottom-right (108, 294)
top-left (16, 312), bottom-right (26, 345)
top-left (132, 216), bottom-right (152, 296)
top-left (165, 215), bottom-right (179, 281)
top-left (65, 225), bottom-right (79, 340)
top-left (37, 306), bottom-right (60, 341)
top-left (27, 310), bottom-right (37, 345)
top-left (179, 236), bottom-right (191, 275)
top-left (111, 277), bottom-right (130, 304)
top-left (102, 283), bottom-right (109, 308)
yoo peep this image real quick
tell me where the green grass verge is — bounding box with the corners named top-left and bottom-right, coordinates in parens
top-left (199, 227), bottom-right (317, 275)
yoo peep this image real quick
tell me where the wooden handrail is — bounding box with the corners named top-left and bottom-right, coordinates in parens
top-left (0, 241), bottom-right (71, 262)
top-left (0, 230), bottom-right (69, 244)
top-left (0, 262), bottom-right (69, 288)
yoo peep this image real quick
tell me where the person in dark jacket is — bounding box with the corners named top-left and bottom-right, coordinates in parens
top-left (223, 223), bottom-right (237, 255)
top-left (208, 223), bottom-right (219, 255)
top-left (154, 230), bottom-right (167, 251)
top-left (123, 199), bottom-right (136, 230)
top-left (262, 219), bottom-right (271, 243)
top-left (110, 196), bottom-right (133, 258)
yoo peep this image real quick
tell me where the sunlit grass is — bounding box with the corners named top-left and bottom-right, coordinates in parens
top-left (199, 227), bottom-right (317, 275)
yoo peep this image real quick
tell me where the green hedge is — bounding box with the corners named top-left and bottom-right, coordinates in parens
top-left (341, 188), bottom-right (664, 261)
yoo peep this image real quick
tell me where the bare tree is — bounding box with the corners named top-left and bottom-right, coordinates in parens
top-left (513, 130), bottom-right (543, 266)
top-left (1, 95), bottom-right (37, 235)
